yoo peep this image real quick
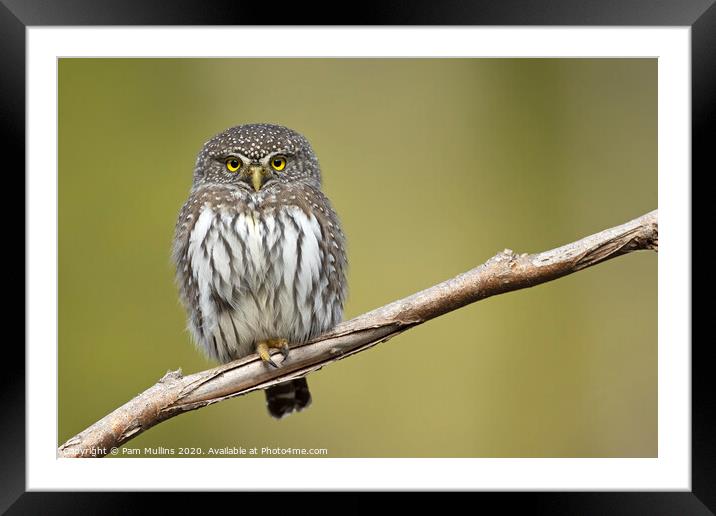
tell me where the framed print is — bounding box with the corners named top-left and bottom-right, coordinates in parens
top-left (8, 0), bottom-right (709, 512)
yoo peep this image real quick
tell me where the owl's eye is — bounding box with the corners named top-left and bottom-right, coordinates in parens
top-left (271, 156), bottom-right (287, 171)
top-left (225, 157), bottom-right (241, 173)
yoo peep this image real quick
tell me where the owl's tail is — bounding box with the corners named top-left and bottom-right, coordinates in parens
top-left (265, 377), bottom-right (312, 419)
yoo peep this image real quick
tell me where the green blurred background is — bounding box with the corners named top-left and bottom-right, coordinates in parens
top-left (59, 59), bottom-right (657, 457)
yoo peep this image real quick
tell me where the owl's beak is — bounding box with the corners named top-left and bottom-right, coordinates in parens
top-left (248, 165), bottom-right (268, 192)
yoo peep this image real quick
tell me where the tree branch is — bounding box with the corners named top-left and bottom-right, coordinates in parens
top-left (58, 210), bottom-right (658, 458)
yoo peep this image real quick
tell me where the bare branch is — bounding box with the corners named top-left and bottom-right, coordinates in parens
top-left (58, 210), bottom-right (658, 458)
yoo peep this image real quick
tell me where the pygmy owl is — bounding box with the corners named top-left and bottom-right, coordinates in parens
top-left (172, 123), bottom-right (347, 418)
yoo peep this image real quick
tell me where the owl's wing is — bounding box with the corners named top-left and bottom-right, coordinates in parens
top-left (290, 184), bottom-right (348, 325)
top-left (172, 189), bottom-right (206, 339)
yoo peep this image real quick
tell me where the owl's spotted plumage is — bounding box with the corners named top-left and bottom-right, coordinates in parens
top-left (172, 124), bottom-right (347, 418)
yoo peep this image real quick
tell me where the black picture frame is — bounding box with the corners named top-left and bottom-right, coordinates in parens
top-left (6, 0), bottom-right (707, 512)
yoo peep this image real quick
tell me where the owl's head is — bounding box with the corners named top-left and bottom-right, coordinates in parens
top-left (192, 123), bottom-right (321, 192)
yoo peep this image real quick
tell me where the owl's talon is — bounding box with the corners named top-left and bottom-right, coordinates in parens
top-left (256, 341), bottom-right (278, 368)
top-left (256, 339), bottom-right (289, 368)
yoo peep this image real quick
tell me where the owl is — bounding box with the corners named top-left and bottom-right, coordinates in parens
top-left (172, 124), bottom-right (347, 418)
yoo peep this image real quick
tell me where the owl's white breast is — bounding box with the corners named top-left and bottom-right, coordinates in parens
top-left (186, 204), bottom-right (331, 362)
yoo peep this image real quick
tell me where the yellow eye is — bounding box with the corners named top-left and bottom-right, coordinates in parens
top-left (225, 157), bottom-right (241, 173)
top-left (271, 156), bottom-right (287, 171)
